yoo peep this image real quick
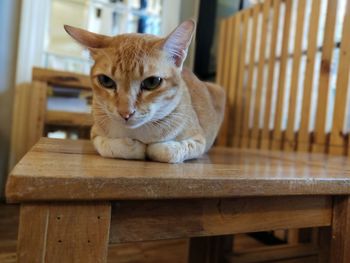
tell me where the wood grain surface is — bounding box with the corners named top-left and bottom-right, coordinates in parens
top-left (32, 67), bottom-right (91, 90)
top-left (17, 202), bottom-right (110, 263)
top-left (6, 138), bottom-right (350, 202)
top-left (109, 196), bottom-right (331, 243)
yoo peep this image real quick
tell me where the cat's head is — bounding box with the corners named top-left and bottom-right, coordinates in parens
top-left (64, 20), bottom-right (195, 129)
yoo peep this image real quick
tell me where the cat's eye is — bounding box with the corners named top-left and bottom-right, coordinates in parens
top-left (97, 74), bottom-right (116, 89)
top-left (141, 76), bottom-right (162, 91)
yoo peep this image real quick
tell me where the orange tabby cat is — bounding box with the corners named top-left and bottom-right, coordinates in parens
top-left (64, 20), bottom-right (225, 163)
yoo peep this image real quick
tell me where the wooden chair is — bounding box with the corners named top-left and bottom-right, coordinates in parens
top-left (8, 67), bottom-right (93, 170)
top-left (216, 0), bottom-right (350, 260)
top-left (217, 0), bottom-right (348, 153)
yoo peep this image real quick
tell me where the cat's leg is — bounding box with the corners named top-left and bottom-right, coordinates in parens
top-left (146, 134), bottom-right (206, 163)
top-left (93, 136), bottom-right (146, 160)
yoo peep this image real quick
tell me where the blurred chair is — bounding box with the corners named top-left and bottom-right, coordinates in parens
top-left (9, 67), bottom-right (93, 170)
top-left (215, 0), bottom-right (349, 261)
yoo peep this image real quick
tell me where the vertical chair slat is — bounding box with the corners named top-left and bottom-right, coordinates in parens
top-left (313, 0), bottom-right (338, 153)
top-left (297, 0), bottom-right (322, 152)
top-left (217, 18), bottom-right (236, 147)
top-left (216, 19), bottom-right (230, 146)
top-left (232, 10), bottom-right (250, 148)
top-left (9, 84), bottom-right (28, 170)
top-left (251, 0), bottom-right (273, 149)
top-left (260, 0), bottom-right (281, 150)
top-left (284, 0), bottom-right (307, 152)
top-left (226, 15), bottom-right (242, 147)
top-left (329, 0), bottom-right (350, 155)
top-left (27, 81), bottom-right (47, 149)
top-left (241, 5), bottom-right (260, 148)
top-left (9, 82), bottom-right (47, 170)
top-left (272, 0), bottom-right (293, 150)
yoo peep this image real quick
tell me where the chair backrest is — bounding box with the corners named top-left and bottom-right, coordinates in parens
top-left (9, 67), bottom-right (93, 169)
top-left (216, 0), bottom-right (350, 156)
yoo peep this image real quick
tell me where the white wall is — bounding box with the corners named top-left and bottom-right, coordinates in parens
top-left (0, 0), bottom-right (21, 197)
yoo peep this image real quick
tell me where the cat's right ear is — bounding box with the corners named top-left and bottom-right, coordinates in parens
top-left (162, 20), bottom-right (196, 68)
top-left (64, 25), bottom-right (110, 50)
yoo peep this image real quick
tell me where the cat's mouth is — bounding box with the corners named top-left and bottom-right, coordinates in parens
top-left (121, 116), bottom-right (150, 129)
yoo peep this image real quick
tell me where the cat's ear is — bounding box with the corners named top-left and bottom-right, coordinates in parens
top-left (163, 19), bottom-right (196, 68)
top-left (64, 25), bottom-right (110, 49)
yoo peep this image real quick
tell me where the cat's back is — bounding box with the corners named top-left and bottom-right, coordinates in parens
top-left (181, 68), bottom-right (225, 149)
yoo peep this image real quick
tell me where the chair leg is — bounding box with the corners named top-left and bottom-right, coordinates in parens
top-left (17, 202), bottom-right (111, 263)
top-left (330, 196), bottom-right (350, 263)
top-left (188, 235), bottom-right (233, 263)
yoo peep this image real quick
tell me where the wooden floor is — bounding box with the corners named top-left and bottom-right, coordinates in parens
top-left (0, 203), bottom-right (263, 263)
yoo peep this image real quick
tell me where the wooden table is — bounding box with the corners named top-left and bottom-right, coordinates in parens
top-left (5, 138), bottom-right (350, 262)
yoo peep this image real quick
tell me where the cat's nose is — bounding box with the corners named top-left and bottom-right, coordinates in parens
top-left (120, 110), bottom-right (135, 121)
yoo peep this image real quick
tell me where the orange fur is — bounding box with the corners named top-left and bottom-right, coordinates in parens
top-left (64, 20), bottom-right (225, 163)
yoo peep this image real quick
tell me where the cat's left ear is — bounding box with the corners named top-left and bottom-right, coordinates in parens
top-left (163, 19), bottom-right (196, 68)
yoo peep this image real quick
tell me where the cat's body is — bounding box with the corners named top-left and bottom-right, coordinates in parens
top-left (65, 20), bottom-right (225, 163)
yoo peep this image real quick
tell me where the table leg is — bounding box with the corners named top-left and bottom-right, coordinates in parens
top-left (330, 196), bottom-right (350, 263)
top-left (188, 235), bottom-right (233, 263)
top-left (17, 202), bottom-right (111, 263)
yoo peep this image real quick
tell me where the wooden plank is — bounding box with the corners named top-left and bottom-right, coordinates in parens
top-left (313, 0), bottom-right (338, 154)
top-left (217, 17), bottom-right (237, 146)
top-left (229, 244), bottom-right (318, 263)
top-left (26, 81), bottom-right (47, 151)
top-left (45, 111), bottom-right (93, 127)
top-left (31, 137), bottom-right (96, 155)
top-left (6, 138), bottom-right (350, 201)
top-left (215, 20), bottom-right (226, 87)
top-left (284, 0), bottom-right (307, 152)
top-left (250, 0), bottom-right (272, 149)
top-left (272, 0), bottom-right (293, 150)
top-left (45, 203), bottom-right (110, 263)
top-left (297, 0), bottom-right (322, 152)
top-left (109, 196), bottom-right (332, 243)
top-left (330, 196), bottom-right (350, 263)
top-left (260, 0), bottom-right (281, 149)
top-left (107, 239), bottom-right (189, 263)
top-left (286, 229), bottom-right (299, 245)
top-left (216, 19), bottom-right (230, 146)
top-left (17, 203), bottom-right (111, 263)
top-left (270, 257), bottom-right (318, 263)
top-left (17, 204), bottom-right (50, 262)
top-left (241, 5), bottom-right (260, 148)
top-left (0, 253), bottom-right (16, 263)
top-left (32, 67), bottom-right (91, 90)
top-left (9, 84), bottom-right (29, 170)
top-left (231, 256), bottom-right (318, 263)
top-left (329, 0), bottom-right (350, 155)
top-left (232, 11), bottom-right (250, 147)
top-left (8, 82), bottom-right (47, 170)
top-left (226, 15), bottom-right (242, 146)
top-left (16, 85), bottom-right (31, 160)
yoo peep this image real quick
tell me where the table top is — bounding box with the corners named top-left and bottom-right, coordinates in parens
top-left (6, 138), bottom-right (350, 202)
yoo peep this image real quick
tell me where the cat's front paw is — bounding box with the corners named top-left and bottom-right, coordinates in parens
top-left (146, 142), bottom-right (184, 163)
top-left (94, 136), bottom-right (146, 160)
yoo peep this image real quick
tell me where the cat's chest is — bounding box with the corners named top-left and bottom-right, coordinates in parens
top-left (106, 121), bottom-right (180, 144)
